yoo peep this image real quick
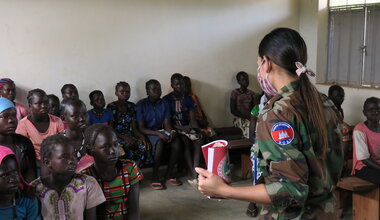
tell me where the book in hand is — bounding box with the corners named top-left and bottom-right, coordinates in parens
top-left (201, 140), bottom-right (231, 199)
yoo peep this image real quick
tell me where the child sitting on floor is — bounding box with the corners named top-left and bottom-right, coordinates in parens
top-left (352, 97), bottom-right (380, 185)
top-left (31, 135), bottom-right (105, 219)
top-left (163, 73), bottom-right (204, 181)
top-left (60, 98), bottom-right (95, 172)
top-left (16, 89), bottom-right (64, 176)
top-left (87, 90), bottom-right (114, 126)
top-left (61, 84), bottom-right (79, 100)
top-left (82, 124), bottom-right (143, 220)
top-left (47, 94), bottom-right (60, 117)
top-left (0, 145), bottom-right (40, 219)
top-left (230, 71), bottom-right (258, 138)
top-left (107, 82), bottom-right (152, 168)
top-left (0, 78), bottom-right (28, 121)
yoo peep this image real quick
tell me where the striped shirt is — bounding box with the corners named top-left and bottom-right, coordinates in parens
top-left (82, 160), bottom-right (143, 219)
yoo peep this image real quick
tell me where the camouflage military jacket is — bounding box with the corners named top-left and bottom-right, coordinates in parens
top-left (256, 81), bottom-right (344, 220)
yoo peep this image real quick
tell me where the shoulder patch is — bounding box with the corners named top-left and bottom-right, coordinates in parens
top-left (271, 122), bottom-right (294, 145)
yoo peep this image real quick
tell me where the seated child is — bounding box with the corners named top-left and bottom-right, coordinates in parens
top-left (47, 94), bottom-right (60, 117)
top-left (352, 97), bottom-right (380, 185)
top-left (60, 98), bottom-right (94, 172)
top-left (82, 124), bottom-right (143, 219)
top-left (328, 85), bottom-right (345, 118)
top-left (16, 89), bottom-right (64, 175)
top-left (0, 145), bottom-right (40, 219)
top-left (230, 71), bottom-right (258, 138)
top-left (0, 97), bottom-right (36, 182)
top-left (87, 90), bottom-right (114, 126)
top-left (183, 76), bottom-right (215, 137)
top-left (61, 84), bottom-right (79, 100)
top-left (136, 79), bottom-right (182, 190)
top-left (163, 73), bottom-right (204, 181)
top-left (107, 82), bottom-right (152, 167)
top-left (31, 135), bottom-right (105, 219)
top-left (0, 78), bottom-right (28, 121)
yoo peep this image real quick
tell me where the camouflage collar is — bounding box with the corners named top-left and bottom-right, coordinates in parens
top-left (278, 80), bottom-right (299, 96)
top-left (262, 80), bottom-right (299, 112)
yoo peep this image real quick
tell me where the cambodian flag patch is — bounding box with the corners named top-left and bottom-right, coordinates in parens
top-left (271, 122), bottom-right (294, 145)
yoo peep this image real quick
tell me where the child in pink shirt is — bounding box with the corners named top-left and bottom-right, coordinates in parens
top-left (0, 78), bottom-right (28, 120)
top-left (352, 97), bottom-right (380, 185)
top-left (16, 89), bottom-right (64, 170)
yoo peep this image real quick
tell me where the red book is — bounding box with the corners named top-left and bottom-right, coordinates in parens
top-left (201, 140), bottom-right (231, 183)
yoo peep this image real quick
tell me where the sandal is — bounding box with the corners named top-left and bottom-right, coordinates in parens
top-left (246, 202), bottom-right (258, 217)
top-left (166, 178), bottom-right (183, 186)
top-left (150, 182), bottom-right (165, 190)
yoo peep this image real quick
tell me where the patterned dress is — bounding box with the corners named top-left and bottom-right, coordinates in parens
top-left (31, 174), bottom-right (106, 220)
top-left (108, 101), bottom-right (153, 167)
top-left (82, 160), bottom-right (143, 219)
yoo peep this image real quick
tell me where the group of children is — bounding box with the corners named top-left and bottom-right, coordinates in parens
top-left (0, 74), bottom-right (210, 219)
top-left (0, 70), bottom-right (378, 219)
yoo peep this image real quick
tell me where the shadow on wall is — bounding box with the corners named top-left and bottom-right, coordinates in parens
top-left (15, 85), bottom-right (29, 106)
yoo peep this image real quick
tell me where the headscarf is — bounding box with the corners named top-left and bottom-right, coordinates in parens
top-left (0, 78), bottom-right (14, 88)
top-left (0, 97), bottom-right (15, 113)
top-left (0, 145), bottom-right (29, 190)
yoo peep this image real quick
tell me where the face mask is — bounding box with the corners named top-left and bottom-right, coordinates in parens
top-left (257, 60), bottom-right (277, 96)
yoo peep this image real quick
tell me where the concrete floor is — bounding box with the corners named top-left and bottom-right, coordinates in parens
top-left (139, 167), bottom-right (257, 220)
top-left (139, 166), bottom-right (352, 220)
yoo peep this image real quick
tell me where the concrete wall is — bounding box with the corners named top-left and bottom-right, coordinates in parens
top-left (299, 0), bottom-right (380, 126)
top-left (0, 0), bottom-right (299, 127)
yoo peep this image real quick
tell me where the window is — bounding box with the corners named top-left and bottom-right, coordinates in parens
top-left (327, 0), bottom-right (380, 88)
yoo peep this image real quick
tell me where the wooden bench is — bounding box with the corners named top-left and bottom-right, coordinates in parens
top-left (227, 138), bottom-right (254, 179)
top-left (337, 176), bottom-right (379, 220)
top-left (214, 127), bottom-right (254, 180)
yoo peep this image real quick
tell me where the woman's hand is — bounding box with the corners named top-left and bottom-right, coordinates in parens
top-left (195, 167), bottom-right (229, 198)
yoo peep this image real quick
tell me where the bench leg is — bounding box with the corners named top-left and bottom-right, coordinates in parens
top-left (353, 187), bottom-right (379, 220)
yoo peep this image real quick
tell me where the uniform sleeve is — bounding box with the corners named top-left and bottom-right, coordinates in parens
top-left (127, 161), bottom-right (144, 185)
top-left (85, 175), bottom-right (106, 209)
top-left (353, 129), bottom-right (370, 161)
top-left (257, 111), bottom-right (309, 212)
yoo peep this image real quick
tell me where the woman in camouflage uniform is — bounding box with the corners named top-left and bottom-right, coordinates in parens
top-left (196, 28), bottom-right (345, 219)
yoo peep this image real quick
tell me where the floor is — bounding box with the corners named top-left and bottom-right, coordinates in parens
top-left (139, 166), bottom-right (352, 220)
top-left (139, 166), bottom-right (257, 220)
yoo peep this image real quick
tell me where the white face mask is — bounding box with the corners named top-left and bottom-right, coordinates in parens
top-left (257, 60), bottom-right (277, 96)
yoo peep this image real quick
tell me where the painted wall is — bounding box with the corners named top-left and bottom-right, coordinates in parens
top-left (0, 0), bottom-right (299, 127)
top-left (299, 0), bottom-right (380, 126)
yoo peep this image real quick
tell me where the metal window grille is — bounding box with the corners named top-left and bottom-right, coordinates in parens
top-left (327, 2), bottom-right (380, 88)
